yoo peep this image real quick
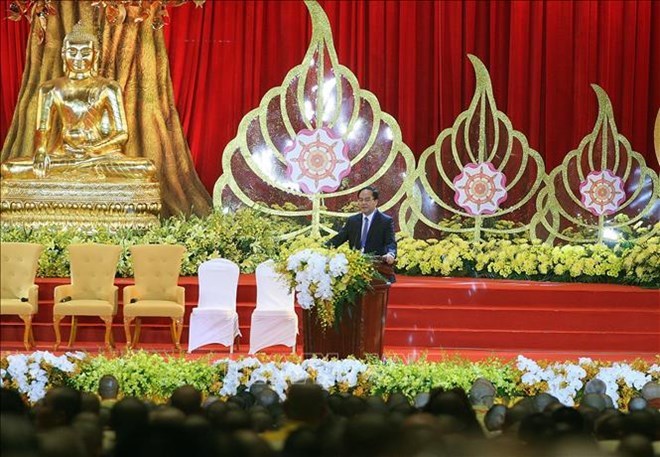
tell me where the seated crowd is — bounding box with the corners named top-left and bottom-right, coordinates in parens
top-left (1, 376), bottom-right (658, 457)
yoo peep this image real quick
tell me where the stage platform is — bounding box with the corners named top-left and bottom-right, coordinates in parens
top-left (1, 276), bottom-right (658, 361)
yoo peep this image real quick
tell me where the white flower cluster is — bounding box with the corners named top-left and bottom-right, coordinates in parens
top-left (286, 249), bottom-right (349, 309)
top-left (516, 356), bottom-right (587, 406)
top-left (1, 351), bottom-right (86, 403)
top-left (594, 363), bottom-right (651, 406)
top-left (301, 358), bottom-right (369, 390)
top-left (517, 356), bottom-right (654, 407)
top-left (213, 357), bottom-right (368, 400)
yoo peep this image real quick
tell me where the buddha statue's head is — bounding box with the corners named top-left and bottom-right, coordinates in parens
top-left (62, 22), bottom-right (98, 79)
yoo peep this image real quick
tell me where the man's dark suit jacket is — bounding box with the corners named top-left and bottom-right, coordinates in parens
top-left (329, 210), bottom-right (397, 257)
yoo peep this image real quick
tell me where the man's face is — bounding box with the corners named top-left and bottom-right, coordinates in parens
top-left (358, 189), bottom-right (378, 215)
top-left (63, 40), bottom-right (95, 74)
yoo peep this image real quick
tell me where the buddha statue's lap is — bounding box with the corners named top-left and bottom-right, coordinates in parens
top-left (0, 22), bottom-right (160, 228)
top-left (1, 154), bottom-right (157, 181)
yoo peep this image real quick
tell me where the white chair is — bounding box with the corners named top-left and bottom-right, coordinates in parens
top-left (188, 258), bottom-right (241, 353)
top-left (249, 260), bottom-right (298, 354)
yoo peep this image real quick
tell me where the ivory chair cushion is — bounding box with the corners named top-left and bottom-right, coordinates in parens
top-left (123, 300), bottom-right (184, 318)
top-left (1, 296), bottom-right (36, 315)
top-left (130, 244), bottom-right (186, 302)
top-left (54, 300), bottom-right (116, 317)
top-left (0, 242), bottom-right (43, 303)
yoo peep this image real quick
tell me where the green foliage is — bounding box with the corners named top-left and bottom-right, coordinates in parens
top-left (2, 212), bottom-right (656, 287)
top-left (0, 209), bottom-right (290, 276)
top-left (69, 351), bottom-right (222, 402)
top-left (368, 356), bottom-right (520, 399)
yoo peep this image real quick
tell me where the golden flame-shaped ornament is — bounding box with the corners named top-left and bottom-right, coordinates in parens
top-left (213, 0), bottom-right (415, 238)
top-left (533, 85), bottom-right (659, 244)
top-left (407, 55), bottom-right (546, 241)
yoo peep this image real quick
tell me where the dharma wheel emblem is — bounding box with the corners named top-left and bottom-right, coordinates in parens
top-left (579, 170), bottom-right (626, 216)
top-left (453, 162), bottom-right (508, 216)
top-left (284, 127), bottom-right (351, 194)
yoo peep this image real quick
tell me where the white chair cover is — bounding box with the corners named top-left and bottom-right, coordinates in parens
top-left (188, 258), bottom-right (242, 352)
top-left (249, 260), bottom-right (298, 354)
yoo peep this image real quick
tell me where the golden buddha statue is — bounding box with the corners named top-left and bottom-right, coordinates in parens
top-left (1, 22), bottom-right (156, 181)
top-left (0, 22), bottom-right (161, 228)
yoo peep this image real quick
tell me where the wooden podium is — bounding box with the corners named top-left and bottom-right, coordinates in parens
top-left (302, 261), bottom-right (393, 359)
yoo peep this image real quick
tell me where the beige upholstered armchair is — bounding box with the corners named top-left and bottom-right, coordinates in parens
top-left (123, 244), bottom-right (186, 349)
top-left (53, 244), bottom-right (122, 350)
top-left (0, 242), bottom-right (44, 350)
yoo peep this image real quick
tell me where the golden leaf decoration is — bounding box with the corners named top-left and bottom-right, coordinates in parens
top-left (407, 54), bottom-right (546, 241)
top-left (214, 0), bottom-right (415, 238)
top-left (7, 0), bottom-right (201, 31)
top-left (533, 85), bottom-right (659, 244)
top-left (6, 1), bottom-right (55, 42)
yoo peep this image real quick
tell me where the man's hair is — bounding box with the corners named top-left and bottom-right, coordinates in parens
top-left (358, 186), bottom-right (379, 200)
top-left (469, 378), bottom-right (496, 407)
top-left (484, 404), bottom-right (507, 432)
top-left (98, 374), bottom-right (119, 400)
top-left (170, 385), bottom-right (202, 416)
top-left (44, 386), bottom-right (83, 426)
top-left (284, 384), bottom-right (327, 423)
top-left (0, 387), bottom-right (28, 416)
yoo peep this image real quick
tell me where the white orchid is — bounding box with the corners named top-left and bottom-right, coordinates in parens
top-left (285, 249), bottom-right (351, 315)
top-left (517, 357), bottom-right (653, 407)
top-left (2, 352), bottom-right (84, 403)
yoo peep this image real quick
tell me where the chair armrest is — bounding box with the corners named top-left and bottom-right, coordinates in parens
top-left (54, 284), bottom-right (74, 305)
top-left (123, 285), bottom-right (138, 305)
top-left (176, 286), bottom-right (185, 307)
top-left (110, 286), bottom-right (119, 314)
top-left (27, 284), bottom-right (39, 314)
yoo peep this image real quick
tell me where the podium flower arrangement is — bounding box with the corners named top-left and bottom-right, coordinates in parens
top-left (276, 238), bottom-right (377, 328)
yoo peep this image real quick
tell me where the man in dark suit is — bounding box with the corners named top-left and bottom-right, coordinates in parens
top-left (329, 186), bottom-right (397, 265)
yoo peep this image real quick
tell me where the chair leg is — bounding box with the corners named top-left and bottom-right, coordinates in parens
top-left (68, 316), bottom-right (77, 347)
top-left (101, 315), bottom-right (113, 349)
top-left (171, 317), bottom-right (183, 350)
top-left (53, 314), bottom-right (63, 350)
top-left (169, 320), bottom-right (177, 345)
top-left (19, 314), bottom-right (32, 350)
top-left (134, 318), bottom-right (142, 345)
top-left (124, 316), bottom-right (134, 348)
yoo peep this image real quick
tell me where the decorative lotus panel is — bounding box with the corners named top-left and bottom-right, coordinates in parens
top-left (406, 55), bottom-right (546, 241)
top-left (533, 85), bottom-right (659, 244)
top-left (213, 0), bottom-right (415, 238)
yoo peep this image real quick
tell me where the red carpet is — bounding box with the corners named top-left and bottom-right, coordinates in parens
top-left (1, 276), bottom-right (658, 360)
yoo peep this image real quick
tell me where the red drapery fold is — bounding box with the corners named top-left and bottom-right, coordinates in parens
top-left (1, 0), bottom-right (658, 192)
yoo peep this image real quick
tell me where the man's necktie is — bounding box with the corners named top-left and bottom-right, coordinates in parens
top-left (360, 217), bottom-right (369, 249)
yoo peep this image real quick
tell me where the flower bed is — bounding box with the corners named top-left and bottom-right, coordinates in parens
top-left (1, 211), bottom-right (657, 287)
top-left (2, 351), bottom-right (657, 409)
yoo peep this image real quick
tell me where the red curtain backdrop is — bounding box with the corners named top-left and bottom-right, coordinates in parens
top-left (1, 0), bottom-right (658, 192)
